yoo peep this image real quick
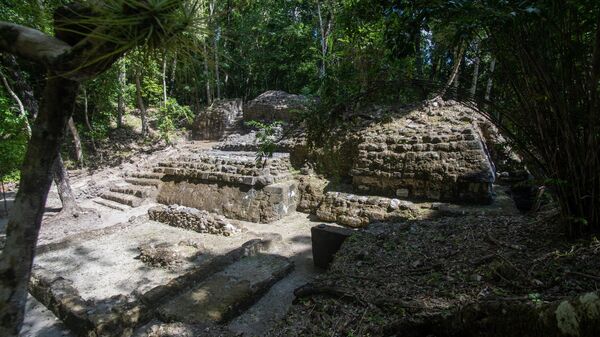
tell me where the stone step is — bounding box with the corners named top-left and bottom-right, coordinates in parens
top-left (110, 185), bottom-right (156, 198)
top-left (125, 171), bottom-right (164, 180)
top-left (92, 198), bottom-right (131, 212)
top-left (157, 254), bottom-right (293, 325)
top-left (100, 191), bottom-right (143, 207)
top-left (124, 177), bottom-right (161, 187)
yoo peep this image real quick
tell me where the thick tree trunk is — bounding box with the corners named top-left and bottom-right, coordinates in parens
top-left (135, 73), bottom-right (148, 137)
top-left (117, 65), bottom-right (126, 128)
top-left (67, 117), bottom-right (83, 166)
top-left (0, 76), bottom-right (79, 337)
top-left (52, 154), bottom-right (80, 214)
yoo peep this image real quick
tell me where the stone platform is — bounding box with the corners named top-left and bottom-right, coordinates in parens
top-left (29, 217), bottom-right (288, 337)
top-left (155, 151), bottom-right (298, 223)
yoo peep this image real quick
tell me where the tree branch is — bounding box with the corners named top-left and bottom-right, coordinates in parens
top-left (0, 22), bottom-right (71, 67)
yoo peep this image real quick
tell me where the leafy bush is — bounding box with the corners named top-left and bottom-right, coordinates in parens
top-left (245, 120), bottom-right (282, 166)
top-left (157, 98), bottom-right (193, 143)
top-left (0, 94), bottom-right (28, 182)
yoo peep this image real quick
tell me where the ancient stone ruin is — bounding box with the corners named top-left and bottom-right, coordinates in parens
top-left (154, 150), bottom-right (298, 223)
top-left (243, 90), bottom-right (311, 122)
top-left (192, 99), bottom-right (243, 140)
top-left (351, 101), bottom-right (496, 203)
top-left (24, 93), bottom-right (521, 337)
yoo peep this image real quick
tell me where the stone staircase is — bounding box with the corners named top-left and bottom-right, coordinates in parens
top-left (92, 171), bottom-right (163, 211)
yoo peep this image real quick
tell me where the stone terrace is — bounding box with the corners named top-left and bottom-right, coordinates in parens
top-left (155, 150), bottom-right (298, 223)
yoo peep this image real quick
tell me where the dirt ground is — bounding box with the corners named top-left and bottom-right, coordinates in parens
top-left (266, 208), bottom-right (600, 336)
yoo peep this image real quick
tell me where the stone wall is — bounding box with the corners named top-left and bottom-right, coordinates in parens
top-left (192, 99), bottom-right (243, 140)
top-left (316, 192), bottom-right (420, 228)
top-left (350, 101), bottom-right (495, 203)
top-left (295, 175), bottom-right (420, 228)
top-left (148, 204), bottom-right (240, 236)
top-left (156, 151), bottom-right (298, 223)
top-left (244, 91), bottom-right (310, 123)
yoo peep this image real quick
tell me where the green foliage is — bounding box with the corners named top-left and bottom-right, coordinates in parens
top-left (0, 91), bottom-right (27, 181)
top-left (245, 120), bottom-right (282, 166)
top-left (157, 98), bottom-right (193, 143)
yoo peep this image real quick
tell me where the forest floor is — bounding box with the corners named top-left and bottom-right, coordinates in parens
top-left (266, 209), bottom-right (600, 336)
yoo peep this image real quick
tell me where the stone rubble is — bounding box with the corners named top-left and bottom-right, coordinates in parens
top-left (148, 204), bottom-right (241, 236)
top-left (316, 192), bottom-right (420, 228)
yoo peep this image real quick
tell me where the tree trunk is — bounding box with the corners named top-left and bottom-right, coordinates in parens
top-left (169, 54), bottom-right (177, 96)
top-left (0, 69), bottom-right (31, 137)
top-left (67, 117), bottom-right (83, 166)
top-left (210, 0), bottom-right (221, 100)
top-left (485, 58), bottom-right (496, 101)
top-left (470, 43), bottom-right (481, 99)
top-left (162, 54), bottom-right (168, 108)
top-left (117, 64), bottom-right (126, 128)
top-left (435, 43), bottom-right (465, 99)
top-left (135, 73), bottom-right (148, 137)
top-left (81, 87), bottom-right (96, 152)
top-left (484, 58), bottom-right (497, 116)
top-left (203, 40), bottom-right (212, 105)
top-left (52, 154), bottom-right (80, 214)
top-left (452, 48), bottom-right (462, 99)
top-left (0, 75), bottom-right (79, 337)
top-left (317, 0), bottom-right (327, 78)
top-left (414, 26), bottom-right (423, 79)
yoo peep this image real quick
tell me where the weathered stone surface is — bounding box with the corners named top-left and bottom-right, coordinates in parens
top-left (158, 179), bottom-right (298, 224)
top-left (156, 151), bottom-right (298, 223)
top-left (295, 175), bottom-right (329, 214)
top-left (148, 204), bottom-right (240, 236)
top-left (158, 254), bottom-right (293, 324)
top-left (315, 191), bottom-right (420, 228)
top-left (244, 90), bottom-right (311, 123)
top-left (155, 151), bottom-right (294, 187)
top-left (192, 99), bottom-right (243, 140)
top-left (350, 101), bottom-right (496, 203)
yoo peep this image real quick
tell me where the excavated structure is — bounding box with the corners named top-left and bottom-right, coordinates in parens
top-left (155, 150), bottom-right (298, 223)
